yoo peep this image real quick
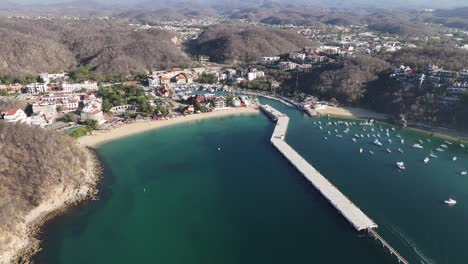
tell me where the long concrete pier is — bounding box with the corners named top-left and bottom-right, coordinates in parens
top-left (260, 104), bottom-right (409, 263)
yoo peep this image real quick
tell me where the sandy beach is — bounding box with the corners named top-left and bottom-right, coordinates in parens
top-left (316, 106), bottom-right (389, 120)
top-left (78, 107), bottom-right (259, 147)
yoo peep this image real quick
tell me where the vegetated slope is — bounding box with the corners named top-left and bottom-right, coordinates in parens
top-left (384, 46), bottom-right (468, 71)
top-left (0, 118), bottom-right (100, 263)
top-left (0, 18), bottom-right (190, 79)
top-left (292, 55), bottom-right (392, 104)
top-left (190, 23), bottom-right (315, 63)
top-left (228, 4), bottom-right (364, 26)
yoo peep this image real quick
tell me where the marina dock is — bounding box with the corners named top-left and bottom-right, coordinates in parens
top-left (260, 104), bottom-right (409, 263)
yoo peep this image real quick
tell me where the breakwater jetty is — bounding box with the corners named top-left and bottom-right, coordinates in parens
top-left (260, 104), bottom-right (409, 264)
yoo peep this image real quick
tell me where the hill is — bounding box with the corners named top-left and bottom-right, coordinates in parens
top-left (0, 18), bottom-right (191, 80)
top-left (0, 103), bottom-right (100, 263)
top-left (188, 23), bottom-right (316, 64)
top-left (384, 46), bottom-right (468, 71)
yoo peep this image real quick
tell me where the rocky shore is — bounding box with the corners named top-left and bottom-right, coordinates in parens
top-left (0, 148), bottom-right (102, 264)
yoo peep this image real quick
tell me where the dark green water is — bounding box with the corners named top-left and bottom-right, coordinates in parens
top-left (35, 98), bottom-right (468, 264)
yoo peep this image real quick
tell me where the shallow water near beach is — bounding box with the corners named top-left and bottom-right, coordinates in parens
top-left (35, 98), bottom-right (468, 264)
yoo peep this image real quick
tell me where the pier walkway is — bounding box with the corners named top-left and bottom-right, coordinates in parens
top-left (260, 104), bottom-right (409, 263)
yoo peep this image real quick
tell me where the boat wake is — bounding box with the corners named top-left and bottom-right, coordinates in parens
top-left (387, 225), bottom-right (435, 264)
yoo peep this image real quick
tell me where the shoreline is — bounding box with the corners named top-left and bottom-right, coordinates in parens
top-left (78, 107), bottom-right (259, 148)
top-left (314, 106), bottom-right (468, 143)
top-left (4, 148), bottom-right (102, 264)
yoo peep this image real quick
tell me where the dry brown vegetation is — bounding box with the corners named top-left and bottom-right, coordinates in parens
top-left (189, 23), bottom-right (315, 64)
top-left (0, 18), bottom-right (191, 79)
top-left (0, 120), bottom-right (98, 263)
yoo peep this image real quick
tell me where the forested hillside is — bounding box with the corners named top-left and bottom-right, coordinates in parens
top-left (0, 18), bottom-right (190, 80)
top-left (189, 23), bottom-right (315, 63)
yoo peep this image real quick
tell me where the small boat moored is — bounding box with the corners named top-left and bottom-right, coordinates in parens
top-left (396, 162), bottom-right (406, 170)
top-left (444, 198), bottom-right (457, 205)
top-left (424, 157), bottom-right (429, 164)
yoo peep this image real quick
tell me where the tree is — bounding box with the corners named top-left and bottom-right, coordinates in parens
top-left (226, 94), bottom-right (235, 107)
top-left (56, 105), bottom-right (63, 112)
top-left (84, 119), bottom-right (98, 130)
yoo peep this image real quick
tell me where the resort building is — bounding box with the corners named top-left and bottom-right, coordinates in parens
top-left (25, 83), bottom-right (48, 94)
top-left (214, 97), bottom-right (226, 109)
top-left (1, 108), bottom-right (27, 123)
top-left (62, 81), bottom-right (98, 92)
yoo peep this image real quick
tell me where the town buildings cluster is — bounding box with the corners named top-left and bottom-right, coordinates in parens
top-left (390, 64), bottom-right (468, 104)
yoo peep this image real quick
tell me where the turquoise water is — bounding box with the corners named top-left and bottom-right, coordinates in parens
top-left (35, 98), bottom-right (468, 264)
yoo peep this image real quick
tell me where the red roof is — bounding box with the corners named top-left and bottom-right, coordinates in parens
top-left (4, 108), bottom-right (19, 116)
top-left (88, 109), bottom-right (101, 115)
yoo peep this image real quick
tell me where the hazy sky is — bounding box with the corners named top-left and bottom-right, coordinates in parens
top-left (5, 0), bottom-right (468, 8)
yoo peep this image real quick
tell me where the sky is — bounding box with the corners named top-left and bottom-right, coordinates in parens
top-left (5, 0), bottom-right (468, 9)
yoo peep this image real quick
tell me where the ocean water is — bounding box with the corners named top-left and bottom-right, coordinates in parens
top-left (35, 98), bottom-right (468, 264)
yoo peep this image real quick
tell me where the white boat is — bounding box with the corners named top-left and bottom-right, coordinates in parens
top-left (461, 171), bottom-right (467, 176)
top-left (391, 127), bottom-right (396, 131)
top-left (360, 134), bottom-right (364, 138)
top-left (386, 133), bottom-right (390, 137)
top-left (371, 128), bottom-right (375, 132)
top-left (360, 148), bottom-right (363, 154)
top-left (427, 138), bottom-right (431, 142)
top-left (328, 131), bottom-right (331, 135)
top-left (369, 151), bottom-right (375, 155)
top-left (461, 144), bottom-right (465, 148)
top-left (398, 148), bottom-right (404, 153)
top-left (413, 144), bottom-right (423, 149)
top-left (354, 134), bottom-right (360, 138)
top-left (436, 148), bottom-right (444, 152)
top-left (336, 135), bottom-right (343, 138)
top-left (388, 139), bottom-right (392, 144)
top-left (396, 162), bottom-right (406, 170)
top-left (453, 156), bottom-right (457, 161)
top-left (334, 129), bottom-right (338, 133)
top-left (319, 126), bottom-right (323, 130)
top-left (401, 139), bottom-right (405, 144)
top-left (444, 198), bottom-right (457, 205)
top-left (218, 147), bottom-right (221, 151)
top-left (424, 157), bottom-right (429, 164)
top-left (373, 139), bottom-right (383, 146)
top-left (441, 144), bottom-right (448, 149)
top-left (386, 148), bottom-right (392, 153)
top-left (445, 141), bottom-right (452, 145)
top-left (367, 134), bottom-right (370, 138)
top-left (372, 135), bottom-right (376, 138)
top-left (396, 134), bottom-right (401, 138)
top-left (377, 134), bottom-right (381, 138)
top-left (352, 138), bottom-right (357, 142)
top-left (418, 139), bottom-right (424, 144)
top-left (324, 137), bottom-right (328, 140)
top-left (429, 153), bottom-right (438, 158)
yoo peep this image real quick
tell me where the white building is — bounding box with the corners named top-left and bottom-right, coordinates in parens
top-left (39, 72), bottom-right (67, 84)
top-left (261, 56), bottom-right (280, 65)
top-left (2, 108), bottom-right (27, 123)
top-left (62, 81), bottom-right (98, 92)
top-left (26, 83), bottom-right (48, 94)
top-left (214, 97), bottom-right (226, 109)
